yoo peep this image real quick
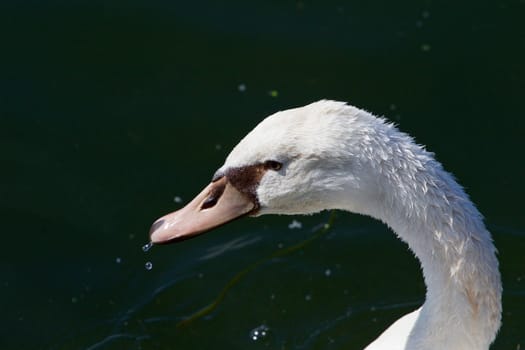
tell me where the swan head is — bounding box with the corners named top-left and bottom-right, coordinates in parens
top-left (150, 100), bottom-right (387, 244)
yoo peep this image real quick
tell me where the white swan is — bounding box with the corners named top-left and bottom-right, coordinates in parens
top-left (150, 100), bottom-right (502, 349)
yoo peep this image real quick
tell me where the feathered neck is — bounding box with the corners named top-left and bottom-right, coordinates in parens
top-left (356, 119), bottom-right (502, 349)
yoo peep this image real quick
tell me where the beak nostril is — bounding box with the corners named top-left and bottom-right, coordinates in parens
top-left (200, 181), bottom-right (226, 210)
top-left (149, 219), bottom-right (165, 236)
top-left (201, 195), bottom-right (218, 210)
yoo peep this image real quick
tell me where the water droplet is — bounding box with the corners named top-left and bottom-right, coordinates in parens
top-left (288, 220), bottom-right (302, 229)
top-left (305, 293), bottom-right (312, 301)
top-left (115, 257), bottom-right (122, 264)
top-left (173, 196), bottom-right (182, 203)
top-left (250, 324), bottom-right (270, 341)
top-left (324, 268), bottom-right (332, 277)
top-left (238, 83), bottom-right (247, 92)
top-left (145, 262), bottom-right (153, 270)
top-left (142, 242), bottom-right (153, 252)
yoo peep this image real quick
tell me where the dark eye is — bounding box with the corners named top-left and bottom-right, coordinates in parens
top-left (264, 160), bottom-right (282, 171)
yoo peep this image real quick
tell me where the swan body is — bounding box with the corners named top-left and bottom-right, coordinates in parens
top-left (150, 100), bottom-right (502, 349)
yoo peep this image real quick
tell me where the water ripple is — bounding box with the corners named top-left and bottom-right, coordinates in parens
top-left (296, 300), bottom-right (421, 349)
top-left (199, 235), bottom-right (262, 261)
top-left (85, 333), bottom-right (150, 350)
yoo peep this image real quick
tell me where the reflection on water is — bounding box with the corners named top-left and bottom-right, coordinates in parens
top-left (199, 235), bottom-right (262, 261)
top-left (250, 324), bottom-right (270, 341)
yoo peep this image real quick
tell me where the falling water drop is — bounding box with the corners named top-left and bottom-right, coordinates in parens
top-left (142, 242), bottom-right (153, 252)
top-left (145, 262), bottom-right (153, 270)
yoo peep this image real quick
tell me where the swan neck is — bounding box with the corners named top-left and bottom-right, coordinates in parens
top-left (377, 167), bottom-right (502, 349)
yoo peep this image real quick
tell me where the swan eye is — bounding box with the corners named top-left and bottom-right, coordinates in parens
top-left (264, 160), bottom-right (282, 171)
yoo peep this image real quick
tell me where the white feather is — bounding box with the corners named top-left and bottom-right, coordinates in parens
top-left (220, 100), bottom-right (501, 349)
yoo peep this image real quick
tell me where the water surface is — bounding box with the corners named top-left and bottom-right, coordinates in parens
top-left (1, 1), bottom-right (524, 349)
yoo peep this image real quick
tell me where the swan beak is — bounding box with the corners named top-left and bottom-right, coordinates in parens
top-left (149, 176), bottom-right (255, 244)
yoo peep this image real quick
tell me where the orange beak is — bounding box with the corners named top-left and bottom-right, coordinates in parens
top-left (149, 176), bottom-right (255, 244)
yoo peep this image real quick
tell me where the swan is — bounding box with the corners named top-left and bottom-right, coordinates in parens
top-left (149, 100), bottom-right (501, 349)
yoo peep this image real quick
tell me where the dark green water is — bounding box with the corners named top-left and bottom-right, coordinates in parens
top-left (1, 1), bottom-right (524, 349)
